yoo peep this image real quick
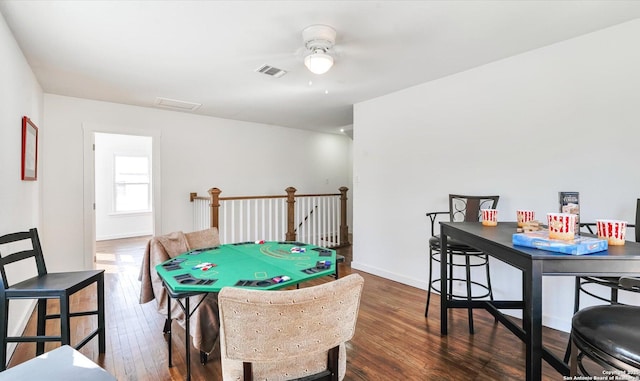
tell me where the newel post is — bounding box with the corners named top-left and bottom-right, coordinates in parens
top-left (208, 187), bottom-right (221, 230)
top-left (339, 186), bottom-right (350, 245)
top-left (285, 187), bottom-right (297, 241)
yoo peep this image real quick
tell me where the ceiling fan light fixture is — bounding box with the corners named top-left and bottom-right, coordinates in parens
top-left (304, 50), bottom-right (334, 75)
top-left (302, 24), bottom-right (336, 75)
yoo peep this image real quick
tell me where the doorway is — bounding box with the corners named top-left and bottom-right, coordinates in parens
top-left (94, 133), bottom-right (154, 241)
top-left (82, 126), bottom-right (161, 270)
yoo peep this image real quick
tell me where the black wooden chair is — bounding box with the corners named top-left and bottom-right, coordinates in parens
top-left (563, 199), bottom-right (640, 363)
top-left (0, 228), bottom-right (105, 371)
top-left (425, 194), bottom-right (499, 334)
top-left (570, 276), bottom-right (640, 376)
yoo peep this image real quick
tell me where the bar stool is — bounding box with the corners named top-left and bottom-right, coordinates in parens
top-left (564, 200), bottom-right (639, 363)
top-left (425, 194), bottom-right (499, 334)
top-left (570, 277), bottom-right (640, 376)
top-left (0, 228), bottom-right (105, 371)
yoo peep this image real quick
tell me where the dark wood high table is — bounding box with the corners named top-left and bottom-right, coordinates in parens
top-left (439, 221), bottom-right (640, 381)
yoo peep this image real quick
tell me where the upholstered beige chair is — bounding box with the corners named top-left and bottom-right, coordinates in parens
top-left (218, 273), bottom-right (364, 381)
top-left (138, 227), bottom-right (221, 355)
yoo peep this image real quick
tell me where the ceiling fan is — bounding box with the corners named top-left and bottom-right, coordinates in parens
top-left (254, 24), bottom-right (340, 78)
top-left (302, 24), bottom-right (337, 75)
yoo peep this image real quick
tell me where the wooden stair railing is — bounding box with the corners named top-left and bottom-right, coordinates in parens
top-left (190, 187), bottom-right (350, 248)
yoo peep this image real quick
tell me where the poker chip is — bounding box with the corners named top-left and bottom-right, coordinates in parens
top-left (290, 247), bottom-right (306, 253)
top-left (272, 275), bottom-right (292, 284)
top-left (316, 260), bottom-right (331, 269)
top-left (192, 262), bottom-right (216, 270)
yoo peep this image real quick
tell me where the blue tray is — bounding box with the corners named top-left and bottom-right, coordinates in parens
top-left (512, 230), bottom-right (607, 255)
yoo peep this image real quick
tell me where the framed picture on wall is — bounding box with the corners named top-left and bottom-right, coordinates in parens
top-left (21, 116), bottom-right (38, 181)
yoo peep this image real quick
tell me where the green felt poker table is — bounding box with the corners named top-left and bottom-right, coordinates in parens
top-left (156, 240), bottom-right (337, 294)
top-left (157, 241), bottom-right (338, 380)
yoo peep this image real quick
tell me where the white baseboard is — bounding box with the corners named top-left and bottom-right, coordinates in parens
top-left (350, 261), bottom-right (571, 333)
top-left (351, 261), bottom-right (428, 290)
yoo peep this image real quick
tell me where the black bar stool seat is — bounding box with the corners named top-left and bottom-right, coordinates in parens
top-left (571, 304), bottom-right (640, 375)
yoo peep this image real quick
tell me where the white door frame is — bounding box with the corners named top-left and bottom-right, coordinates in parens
top-left (82, 123), bottom-right (162, 269)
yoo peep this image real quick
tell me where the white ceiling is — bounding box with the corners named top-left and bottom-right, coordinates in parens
top-left (2, 1), bottom-right (640, 135)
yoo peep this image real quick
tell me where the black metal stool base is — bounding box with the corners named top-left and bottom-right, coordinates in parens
top-left (425, 243), bottom-right (495, 334)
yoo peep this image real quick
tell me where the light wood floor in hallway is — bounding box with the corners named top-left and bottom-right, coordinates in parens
top-left (7, 236), bottom-right (571, 380)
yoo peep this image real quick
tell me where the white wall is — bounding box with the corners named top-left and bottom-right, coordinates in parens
top-left (0, 12), bottom-right (44, 366)
top-left (95, 133), bottom-right (154, 240)
top-left (2, 3), bottom-right (351, 358)
top-left (42, 95), bottom-right (352, 272)
top-left (352, 19), bottom-right (640, 332)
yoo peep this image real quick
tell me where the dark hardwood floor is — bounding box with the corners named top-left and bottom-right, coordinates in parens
top-left (7, 236), bottom-right (571, 380)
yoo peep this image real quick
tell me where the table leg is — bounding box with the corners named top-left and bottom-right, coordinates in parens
top-left (167, 292), bottom-right (172, 368)
top-left (440, 233), bottom-right (449, 335)
top-left (185, 297), bottom-right (191, 381)
top-left (163, 288), bottom-right (207, 381)
top-left (523, 261), bottom-right (543, 381)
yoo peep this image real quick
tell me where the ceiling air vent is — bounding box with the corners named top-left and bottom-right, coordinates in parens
top-left (154, 97), bottom-right (201, 112)
top-left (256, 64), bottom-right (287, 78)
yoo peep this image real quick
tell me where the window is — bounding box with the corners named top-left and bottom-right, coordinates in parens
top-left (114, 155), bottom-right (150, 213)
